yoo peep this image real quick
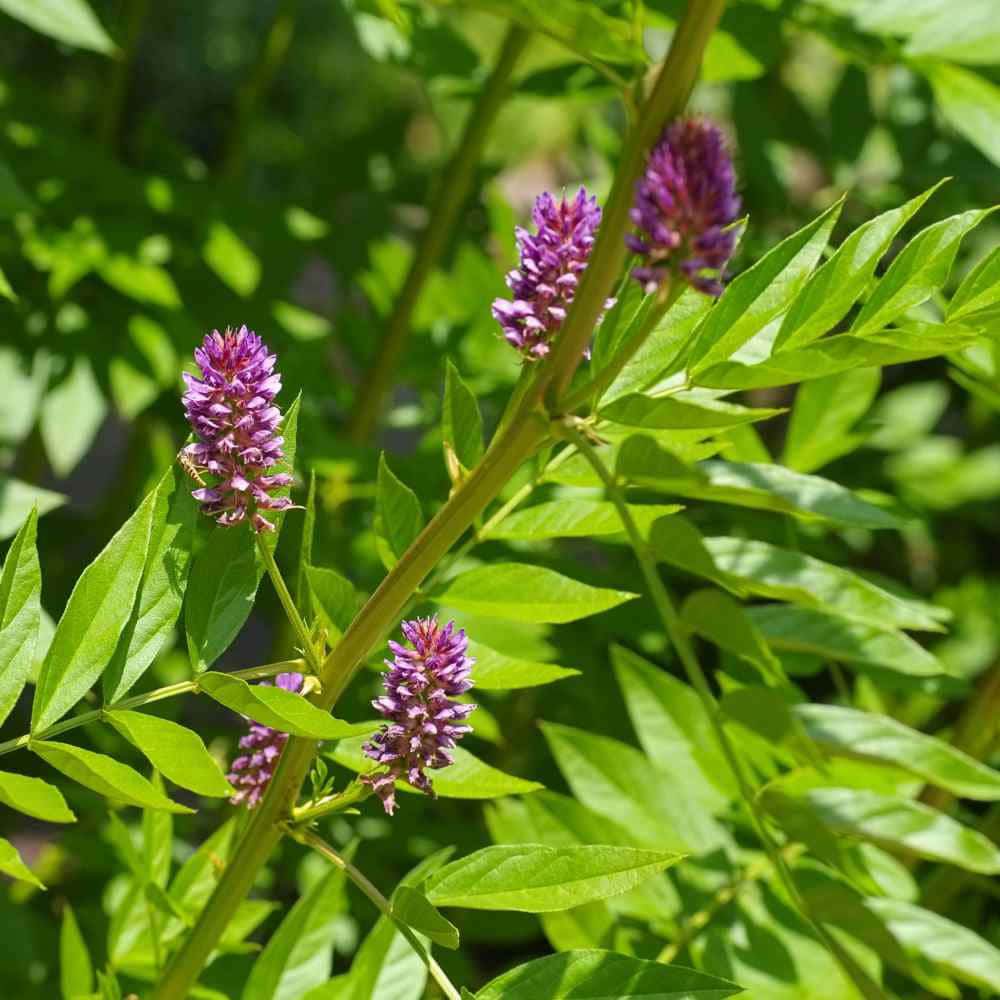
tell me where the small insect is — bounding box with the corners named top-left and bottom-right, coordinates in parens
top-left (177, 448), bottom-right (206, 487)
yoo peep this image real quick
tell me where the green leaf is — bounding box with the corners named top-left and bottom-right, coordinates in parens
top-left (865, 897), bottom-right (1000, 994)
top-left (610, 644), bottom-right (737, 800)
top-left (748, 605), bottom-right (945, 677)
top-left (198, 672), bottom-right (370, 740)
top-left (681, 589), bottom-right (783, 682)
top-left (60, 903), bottom-right (94, 998)
top-left (168, 818), bottom-right (237, 919)
top-left (242, 866), bottom-right (347, 1000)
top-left (0, 262), bottom-right (14, 301)
top-left (375, 454), bottom-right (423, 569)
top-left (541, 721), bottom-right (729, 853)
top-left (704, 537), bottom-right (946, 632)
top-left (647, 515), bottom-right (738, 595)
top-left (0, 0), bottom-right (114, 54)
top-left (296, 470), bottom-right (317, 610)
top-left (203, 222), bottom-right (261, 297)
top-left (851, 208), bottom-right (995, 336)
top-left (615, 434), bottom-right (703, 486)
top-left (33, 484), bottom-right (156, 732)
top-left (689, 198), bottom-right (843, 372)
top-left (643, 460), bottom-right (903, 529)
top-left (431, 563), bottom-right (637, 624)
top-left (0, 769), bottom-right (75, 822)
top-left (468, 640), bottom-right (579, 690)
top-left (600, 392), bottom-right (784, 431)
top-left (98, 255), bottom-right (181, 309)
top-left (330, 736), bottom-right (542, 799)
top-left (144, 776), bottom-right (172, 886)
top-left (695, 321), bottom-right (982, 391)
top-left (487, 500), bottom-right (681, 540)
top-left (39, 356), bottom-right (108, 477)
top-left (0, 508), bottom-right (41, 726)
top-left (391, 886), bottom-right (459, 949)
top-left (306, 565), bottom-right (363, 639)
top-left (424, 844), bottom-right (683, 912)
top-left (475, 950), bottom-right (742, 1000)
top-left (924, 62), bottom-right (1000, 167)
top-left (103, 464), bottom-right (198, 701)
top-left (795, 703), bottom-right (1000, 800)
top-left (775, 184), bottom-right (944, 351)
top-left (719, 687), bottom-right (822, 769)
top-left (185, 524), bottom-right (258, 672)
top-left (0, 835), bottom-right (44, 888)
top-left (0, 476), bottom-right (65, 540)
top-left (442, 360), bottom-right (483, 475)
top-left (31, 741), bottom-right (192, 813)
top-left (948, 245), bottom-right (1000, 320)
top-left (798, 786), bottom-right (1000, 873)
top-left (782, 369), bottom-right (881, 473)
top-left (106, 710), bottom-right (233, 798)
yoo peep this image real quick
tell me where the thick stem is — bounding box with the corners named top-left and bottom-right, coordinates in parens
top-left (563, 421), bottom-right (886, 999)
top-left (348, 25), bottom-right (530, 440)
top-left (293, 828), bottom-right (462, 1000)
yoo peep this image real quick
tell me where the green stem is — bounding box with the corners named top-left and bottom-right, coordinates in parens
top-left (292, 828), bottom-right (462, 1000)
top-left (348, 25), bottom-right (530, 441)
top-left (256, 533), bottom-right (323, 673)
top-left (98, 0), bottom-right (150, 148)
top-left (0, 660), bottom-right (303, 757)
top-left (291, 779), bottom-right (371, 824)
top-left (562, 420), bottom-right (886, 1000)
top-left (220, 0), bottom-right (300, 181)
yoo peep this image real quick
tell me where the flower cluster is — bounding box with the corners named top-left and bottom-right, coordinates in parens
top-left (362, 617), bottom-right (475, 815)
top-left (627, 118), bottom-right (741, 296)
top-left (492, 187), bottom-right (605, 360)
top-left (227, 672), bottom-right (304, 808)
top-left (181, 325), bottom-right (293, 533)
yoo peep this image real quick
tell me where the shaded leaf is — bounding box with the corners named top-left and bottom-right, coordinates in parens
top-left (375, 455), bottom-right (423, 568)
top-left (60, 903), bottom-right (94, 998)
top-left (391, 886), bottom-right (459, 949)
top-left (488, 500), bottom-right (681, 540)
top-left (39, 356), bottom-right (107, 477)
top-left (442, 360), bottom-right (483, 475)
top-left (0, 477), bottom-right (65, 540)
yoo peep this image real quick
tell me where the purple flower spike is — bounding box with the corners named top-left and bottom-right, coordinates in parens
top-left (362, 617), bottom-right (475, 815)
top-left (492, 187), bottom-right (609, 360)
top-left (227, 672), bottom-right (304, 808)
top-left (627, 118), bottom-right (741, 297)
top-left (181, 325), bottom-right (294, 533)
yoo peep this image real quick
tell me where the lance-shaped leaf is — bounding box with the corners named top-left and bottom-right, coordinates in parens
top-left (375, 454), bottom-right (423, 569)
top-left (61, 903), bottom-right (95, 998)
top-left (924, 63), bottom-right (1000, 169)
top-left (748, 605), bottom-right (945, 678)
top-left (601, 392), bottom-right (784, 431)
top-left (106, 710), bottom-right (233, 798)
top-left (468, 641), bottom-right (579, 691)
top-left (0, 836), bottom-right (44, 888)
top-left (475, 950), bottom-right (742, 1000)
top-left (329, 735), bottom-right (543, 800)
top-left (689, 198), bottom-right (843, 373)
top-left (391, 887), bottom-right (459, 950)
top-left (0, 507), bottom-right (41, 726)
top-left (865, 897), bottom-right (1000, 995)
top-left (431, 563), bottom-right (637, 624)
top-left (488, 500), bottom-right (681, 541)
top-left (198, 672), bottom-right (371, 740)
top-left (203, 221), bottom-right (260, 297)
top-left (306, 565), bottom-right (364, 639)
top-left (797, 786), bottom-right (1000, 874)
top-left (424, 844), bottom-right (683, 912)
top-left (0, 0), bottom-right (115, 53)
top-left (33, 484), bottom-right (156, 732)
top-left (31, 741), bottom-right (192, 813)
top-left (0, 770), bottom-right (75, 822)
top-left (242, 865), bottom-right (347, 1000)
top-left (851, 208), bottom-right (996, 336)
top-left (103, 464), bottom-right (198, 702)
top-left (0, 476), bottom-right (65, 540)
top-left (794, 703), bottom-right (1000, 800)
top-left (39, 356), bottom-right (108, 478)
top-left (948, 245), bottom-right (1000, 320)
top-left (442, 360), bottom-right (483, 475)
top-left (775, 183), bottom-right (944, 351)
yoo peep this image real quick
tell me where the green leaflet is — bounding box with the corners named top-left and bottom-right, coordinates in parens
top-left (375, 454), bottom-right (423, 568)
top-left (30, 740), bottom-right (192, 813)
top-left (0, 769), bottom-right (75, 822)
top-left (689, 198), bottom-right (843, 372)
top-left (430, 563), bottom-right (637, 624)
top-left (306, 564), bottom-right (364, 639)
top-left (442, 360), bottom-right (484, 474)
top-left (0, 835), bottom-right (44, 888)
top-left (475, 950), bottom-right (742, 1000)
top-left (391, 887), bottom-right (459, 949)
top-left (329, 736), bottom-right (543, 799)
top-left (424, 844), bottom-right (683, 912)
top-left (600, 392), bottom-right (784, 431)
top-left (0, 476), bottom-right (65, 540)
top-left (468, 640), bottom-right (579, 690)
top-left (33, 482), bottom-right (157, 732)
top-left (0, 1), bottom-right (115, 54)
top-left (0, 508), bottom-right (41, 726)
top-left (487, 499), bottom-right (681, 540)
top-left (948, 245), bottom-right (1000, 320)
top-left (60, 903), bottom-right (95, 999)
top-left (203, 221), bottom-right (260, 297)
top-left (923, 62), bottom-right (1000, 168)
top-left (198, 672), bottom-right (371, 740)
top-left (39, 355), bottom-right (108, 477)
top-left (105, 710), bottom-right (233, 798)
